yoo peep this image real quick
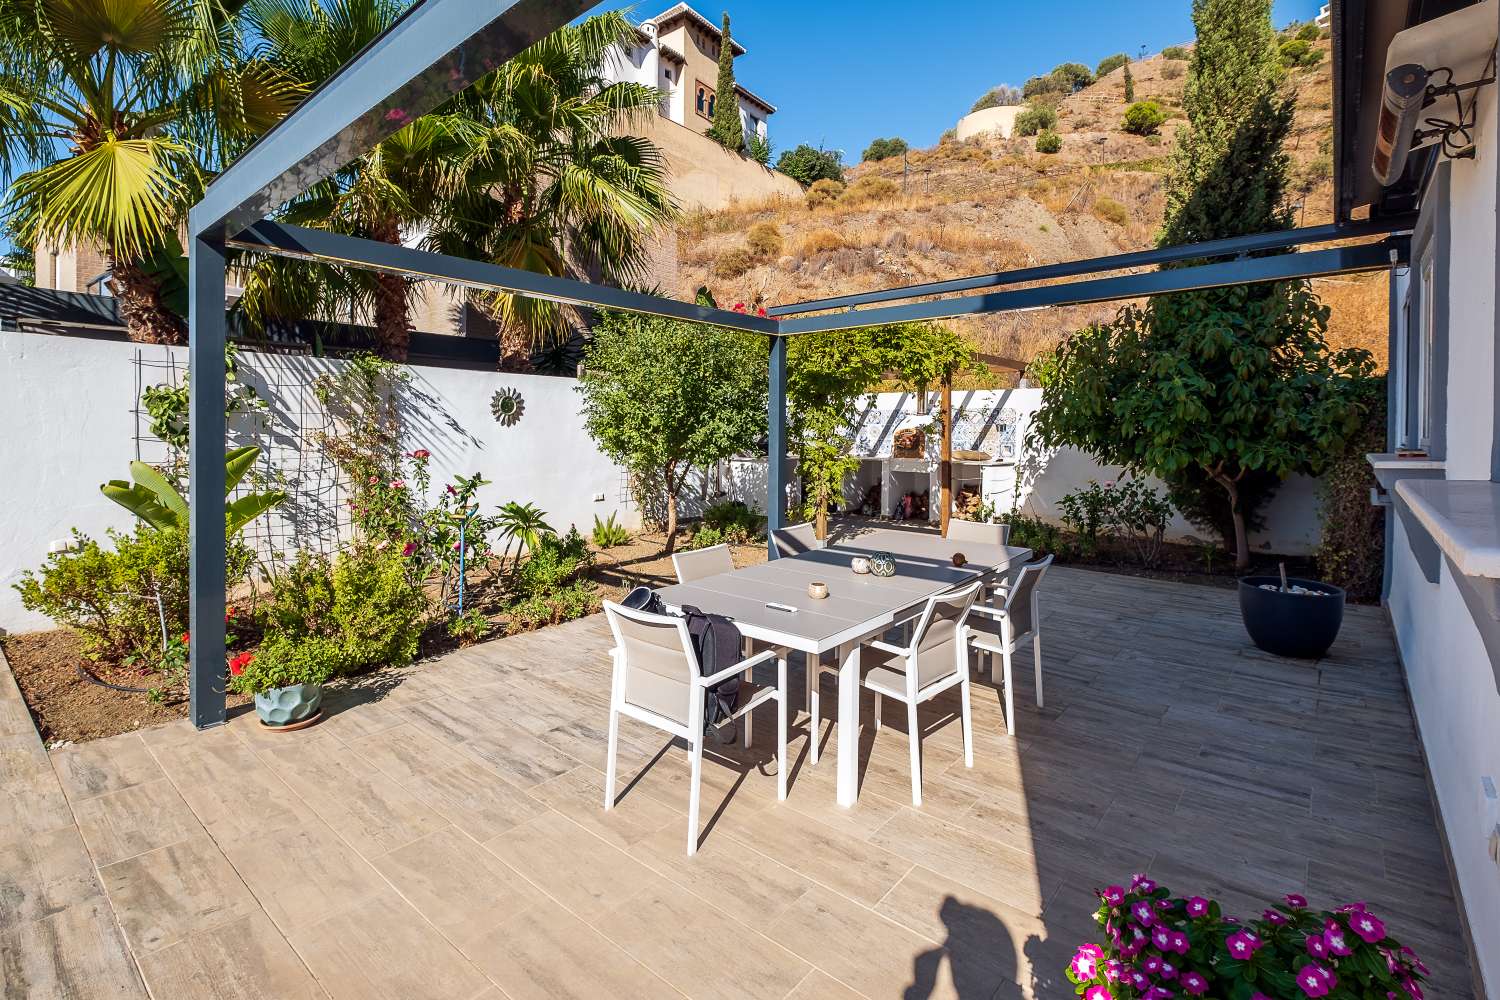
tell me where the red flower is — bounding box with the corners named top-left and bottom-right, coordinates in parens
top-left (228, 652), bottom-right (254, 676)
top-left (757, 306), bottom-right (768, 317)
top-left (409, 449), bottom-right (431, 460)
top-left (732, 302), bottom-right (747, 312)
top-left (180, 631), bottom-right (190, 645)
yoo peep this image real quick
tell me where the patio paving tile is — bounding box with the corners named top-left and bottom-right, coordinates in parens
top-left (784, 969), bottom-right (867, 999)
top-left (0, 894), bottom-right (146, 999)
top-left (51, 732), bottom-right (163, 802)
top-left (70, 776), bottom-right (202, 866)
top-left (98, 834), bottom-right (260, 954)
top-left (482, 808), bottom-right (658, 925)
top-left (345, 721), bottom-right (469, 783)
top-left (289, 889), bottom-right (491, 1000)
top-left (0, 823), bottom-right (101, 932)
top-left (727, 801), bottom-right (913, 906)
top-left (133, 910), bottom-right (327, 1000)
top-left (626, 819), bottom-right (814, 927)
top-left (401, 759), bottom-right (550, 840)
top-left (528, 763), bottom-right (681, 850)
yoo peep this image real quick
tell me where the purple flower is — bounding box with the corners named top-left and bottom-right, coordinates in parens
top-left (1144, 988), bottom-right (1174, 1000)
top-left (1070, 945), bottom-right (1104, 981)
top-left (1142, 956), bottom-right (1162, 976)
top-left (1168, 931), bottom-right (1190, 955)
top-left (1130, 873), bottom-right (1157, 893)
top-left (1185, 896), bottom-right (1210, 917)
top-left (1131, 900), bottom-right (1156, 927)
top-left (1226, 930), bottom-right (1262, 959)
top-left (1349, 908), bottom-right (1386, 943)
top-left (1128, 968), bottom-right (1151, 991)
top-left (1102, 885), bottom-right (1126, 906)
top-left (1298, 965), bottom-right (1336, 998)
top-left (1285, 893), bottom-right (1308, 908)
top-left (1399, 974), bottom-right (1425, 999)
top-left (1158, 959), bottom-right (1179, 981)
top-left (1401, 946), bottom-right (1430, 976)
top-left (1103, 959), bottom-right (1122, 983)
top-left (1324, 922), bottom-right (1353, 957)
top-left (1181, 971), bottom-right (1209, 996)
top-left (1306, 933), bottom-right (1329, 959)
top-left (1152, 926), bottom-right (1173, 951)
top-left (1264, 909), bottom-right (1289, 926)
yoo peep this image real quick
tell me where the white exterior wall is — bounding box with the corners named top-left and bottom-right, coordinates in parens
top-left (737, 97), bottom-right (769, 141)
top-left (1385, 78), bottom-right (1500, 995)
top-left (0, 331), bottom-right (637, 633)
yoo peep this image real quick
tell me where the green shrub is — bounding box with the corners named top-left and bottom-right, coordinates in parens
top-left (1034, 129), bottom-right (1062, 154)
top-left (745, 221), bottom-right (783, 257)
top-left (1162, 45), bottom-right (1189, 60)
top-left (516, 527), bottom-right (592, 598)
top-left (746, 133), bottom-right (772, 165)
top-left (591, 512), bottom-right (632, 548)
top-left (263, 549), bottom-right (336, 638)
top-left (1122, 100), bottom-right (1167, 135)
top-left (687, 524), bottom-right (726, 550)
top-left (861, 137), bottom-right (908, 162)
top-left (13, 526), bottom-right (251, 663)
top-left (1014, 104), bottom-right (1058, 137)
top-left (1000, 513), bottom-right (1061, 557)
top-left (505, 581), bottom-right (601, 635)
top-left (1278, 38), bottom-right (1323, 69)
top-left (805, 178), bottom-right (845, 209)
top-left (331, 546), bottom-right (426, 671)
top-left (970, 85), bottom-right (1022, 113)
top-left (841, 174), bottom-right (898, 205)
top-left (712, 247), bottom-right (756, 279)
top-left (446, 608), bottom-right (490, 646)
top-left (1296, 22), bottom-right (1320, 41)
top-left (1092, 196), bottom-right (1128, 225)
top-left (775, 143), bottom-right (843, 185)
top-left (229, 634), bottom-right (345, 694)
top-left (1096, 53), bottom-right (1129, 77)
top-left (702, 500), bottom-right (764, 543)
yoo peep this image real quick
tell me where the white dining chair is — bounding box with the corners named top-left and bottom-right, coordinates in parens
top-left (671, 543), bottom-right (734, 583)
top-left (965, 555), bottom-right (1054, 736)
top-left (770, 522), bottom-right (820, 559)
top-left (602, 601), bottom-right (787, 855)
top-left (821, 580), bottom-right (983, 806)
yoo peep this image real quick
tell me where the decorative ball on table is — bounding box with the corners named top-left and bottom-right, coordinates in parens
top-left (951, 552), bottom-right (967, 568)
top-left (850, 555), bottom-right (871, 575)
top-left (868, 552), bottom-right (897, 577)
top-left (807, 581), bottom-right (829, 600)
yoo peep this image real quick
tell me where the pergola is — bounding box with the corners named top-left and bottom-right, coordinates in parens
top-left (183, 0), bottom-right (1415, 729)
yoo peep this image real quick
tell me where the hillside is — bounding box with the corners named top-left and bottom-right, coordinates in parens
top-left (673, 36), bottom-right (1387, 374)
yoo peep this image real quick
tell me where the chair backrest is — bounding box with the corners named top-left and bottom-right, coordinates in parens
top-left (1002, 555), bottom-right (1054, 638)
top-left (603, 601), bottom-right (697, 727)
top-left (946, 519), bottom-right (1011, 547)
top-left (672, 543), bottom-right (733, 584)
top-left (907, 580), bottom-right (983, 688)
top-left (771, 522), bottom-right (820, 559)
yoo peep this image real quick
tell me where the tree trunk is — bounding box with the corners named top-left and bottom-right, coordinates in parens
top-left (1217, 472), bottom-right (1251, 571)
top-left (497, 323), bottom-right (533, 372)
top-left (109, 261), bottom-right (184, 345)
top-left (663, 491), bottom-right (679, 555)
top-left (814, 503), bottom-right (828, 541)
top-left (367, 217), bottom-right (410, 361)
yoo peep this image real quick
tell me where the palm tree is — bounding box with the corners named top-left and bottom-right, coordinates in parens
top-left (241, 0), bottom-right (473, 360)
top-left (425, 12), bottom-right (676, 369)
top-left (495, 501), bottom-right (554, 568)
top-left (0, 0), bottom-right (300, 343)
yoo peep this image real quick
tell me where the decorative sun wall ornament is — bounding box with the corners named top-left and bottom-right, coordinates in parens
top-left (491, 387), bottom-right (525, 426)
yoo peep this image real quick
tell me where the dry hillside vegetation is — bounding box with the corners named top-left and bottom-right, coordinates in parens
top-left (677, 37), bottom-right (1386, 371)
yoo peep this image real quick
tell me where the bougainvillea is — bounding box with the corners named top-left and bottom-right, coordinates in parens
top-left (1065, 876), bottom-right (1429, 999)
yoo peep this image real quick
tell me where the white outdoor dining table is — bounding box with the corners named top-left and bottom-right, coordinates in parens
top-left (655, 526), bottom-right (1031, 807)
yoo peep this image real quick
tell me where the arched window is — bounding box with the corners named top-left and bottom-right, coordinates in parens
top-left (695, 81), bottom-right (715, 121)
top-left (696, 87), bottom-right (705, 114)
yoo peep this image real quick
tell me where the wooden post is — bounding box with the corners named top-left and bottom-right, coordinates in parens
top-left (940, 373), bottom-right (952, 536)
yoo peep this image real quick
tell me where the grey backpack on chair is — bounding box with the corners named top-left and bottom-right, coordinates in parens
top-left (680, 604), bottom-right (741, 741)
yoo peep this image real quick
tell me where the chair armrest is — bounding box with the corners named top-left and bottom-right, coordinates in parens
top-left (698, 647), bottom-right (778, 687)
top-left (966, 603), bottom-right (1008, 620)
top-left (865, 638), bottom-right (909, 657)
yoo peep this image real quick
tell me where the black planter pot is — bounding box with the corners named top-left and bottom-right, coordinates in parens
top-left (1237, 576), bottom-right (1346, 659)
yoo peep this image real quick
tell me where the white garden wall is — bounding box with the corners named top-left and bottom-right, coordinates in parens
top-left (0, 330), bottom-right (637, 632)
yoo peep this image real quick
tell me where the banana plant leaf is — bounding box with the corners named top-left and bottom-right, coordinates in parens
top-left (127, 460), bottom-right (190, 526)
top-left (226, 490), bottom-right (287, 535)
top-left (100, 481), bottom-right (179, 532)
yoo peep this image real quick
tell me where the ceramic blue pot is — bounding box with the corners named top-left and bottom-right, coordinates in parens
top-left (869, 552), bottom-right (897, 577)
top-left (253, 683), bottom-right (323, 727)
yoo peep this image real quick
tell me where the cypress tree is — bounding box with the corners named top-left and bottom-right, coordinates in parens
top-left (1122, 62), bottom-right (1135, 103)
top-left (706, 12), bottom-right (744, 151)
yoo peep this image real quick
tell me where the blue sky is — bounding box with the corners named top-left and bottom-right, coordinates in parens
top-left (607, 0), bottom-right (1324, 161)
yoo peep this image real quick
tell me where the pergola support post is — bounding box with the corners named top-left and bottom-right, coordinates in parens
top-left (939, 374), bottom-right (952, 536)
top-left (766, 334), bottom-right (787, 556)
top-left (188, 234), bottom-right (228, 729)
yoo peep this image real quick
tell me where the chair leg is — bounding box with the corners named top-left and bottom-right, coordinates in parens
top-left (1033, 631), bottom-right (1044, 709)
top-left (687, 731), bottom-right (703, 856)
top-left (809, 666), bottom-right (821, 765)
top-left (989, 649), bottom-right (1000, 686)
top-left (906, 700), bottom-right (922, 807)
top-left (776, 656), bottom-right (788, 802)
top-left (744, 692), bottom-right (753, 749)
top-left (604, 706), bottom-right (620, 810)
top-left (1002, 646), bottom-right (1016, 737)
top-left (874, 692), bottom-right (882, 731)
top-left (959, 674), bottom-right (974, 768)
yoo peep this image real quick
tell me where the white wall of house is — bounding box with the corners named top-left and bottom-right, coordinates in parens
top-left (1384, 77), bottom-right (1500, 994)
top-left (0, 331), bottom-right (636, 633)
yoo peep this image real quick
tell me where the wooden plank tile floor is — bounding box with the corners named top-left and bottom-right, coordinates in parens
top-left (2, 567), bottom-right (1477, 998)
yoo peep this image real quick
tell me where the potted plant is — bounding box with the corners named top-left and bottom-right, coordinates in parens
top-left (1066, 875), bottom-right (1429, 999)
top-left (228, 634), bottom-right (342, 729)
top-left (1238, 564), bottom-right (1346, 659)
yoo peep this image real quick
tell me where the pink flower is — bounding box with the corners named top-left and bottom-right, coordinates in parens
top-left (409, 449), bottom-right (430, 459)
top-left (1324, 921), bottom-right (1352, 957)
top-left (1226, 930), bottom-right (1262, 959)
top-left (1130, 873), bottom-right (1156, 893)
top-left (1399, 975), bottom-right (1425, 999)
top-left (1127, 969), bottom-right (1151, 991)
top-left (1285, 893), bottom-right (1308, 908)
top-left (389, 479), bottom-right (405, 489)
top-left (1151, 926), bottom-right (1172, 951)
top-left (1264, 909), bottom-right (1289, 926)
top-left (368, 475), bottom-right (379, 484)
top-left (1084, 988), bottom-right (1111, 1000)
top-left (1306, 933), bottom-right (1328, 959)
top-left (1185, 896), bottom-right (1210, 917)
top-left (401, 541), bottom-right (416, 557)
top-left (445, 484), bottom-right (457, 495)
top-left (1349, 909), bottom-right (1386, 943)
top-left (1102, 959), bottom-right (1122, 983)
top-left (1181, 971), bottom-right (1209, 996)
top-left (1070, 945), bottom-right (1104, 981)
top-left (384, 108), bottom-right (411, 123)
top-left (1102, 885), bottom-right (1126, 906)
top-left (1130, 900), bottom-right (1155, 927)
top-left (1401, 946), bottom-right (1430, 976)
top-left (1298, 965), bottom-right (1336, 998)
top-left (1168, 931), bottom-right (1190, 955)
top-left (1142, 956), bottom-right (1162, 976)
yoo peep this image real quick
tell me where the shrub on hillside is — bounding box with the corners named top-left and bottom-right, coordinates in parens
top-left (1296, 22), bottom-right (1321, 41)
top-left (862, 137), bottom-right (908, 162)
top-left (1279, 37), bottom-right (1323, 69)
top-left (1092, 196), bottom-right (1128, 225)
top-left (1095, 53), bottom-right (1129, 77)
top-left (712, 246), bottom-right (756, 279)
top-left (745, 221), bottom-right (783, 257)
top-left (1014, 104), bottom-right (1058, 136)
top-left (775, 143), bottom-right (843, 185)
top-left (1034, 129), bottom-right (1062, 154)
top-left (1162, 45), bottom-right (1189, 59)
top-left (1162, 61), bottom-right (1184, 79)
top-left (804, 178), bottom-right (845, 209)
top-left (798, 228), bottom-right (846, 255)
top-left (1122, 100), bottom-right (1167, 135)
top-left (970, 84), bottom-right (1022, 112)
top-left (841, 175), bottom-right (898, 205)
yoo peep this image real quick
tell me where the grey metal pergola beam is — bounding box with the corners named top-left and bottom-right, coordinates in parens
top-left (767, 215), bottom-right (1417, 317)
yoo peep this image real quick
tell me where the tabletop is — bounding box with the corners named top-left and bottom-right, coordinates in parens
top-left (655, 527), bottom-right (1032, 654)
